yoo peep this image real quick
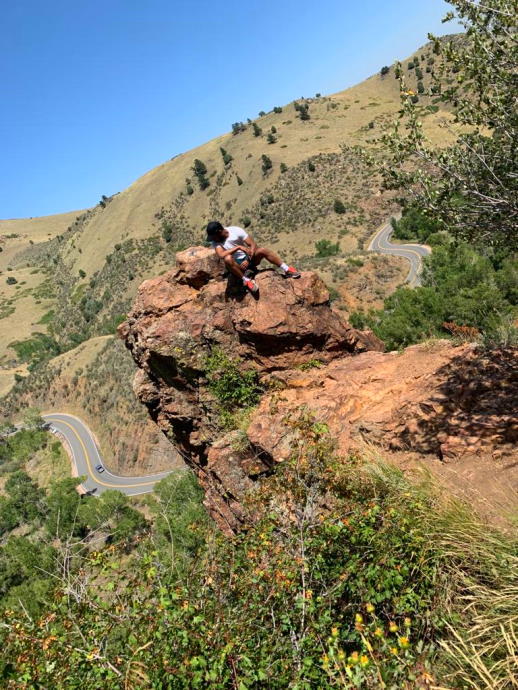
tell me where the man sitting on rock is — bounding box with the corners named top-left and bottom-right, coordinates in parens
top-left (206, 221), bottom-right (300, 294)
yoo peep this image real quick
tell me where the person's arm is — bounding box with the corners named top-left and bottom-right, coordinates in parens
top-left (214, 245), bottom-right (244, 259)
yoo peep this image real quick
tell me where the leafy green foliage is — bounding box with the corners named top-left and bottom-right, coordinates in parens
top-left (192, 158), bottom-right (210, 190)
top-left (2, 416), bottom-right (516, 687)
top-left (0, 471), bottom-right (45, 534)
top-left (391, 206), bottom-right (443, 244)
top-left (219, 147), bottom-right (233, 165)
top-left (161, 221), bottom-right (173, 243)
top-left (315, 239), bottom-right (340, 257)
top-left (352, 242), bottom-right (517, 349)
top-left (0, 427), bottom-right (48, 475)
top-left (8, 332), bottom-right (60, 367)
top-left (334, 199), bottom-right (346, 214)
top-left (151, 472), bottom-right (208, 567)
top-left (0, 424), bottom-right (149, 616)
top-left (261, 154), bottom-right (273, 175)
top-left (382, 0), bottom-right (518, 250)
top-left (231, 121), bottom-right (246, 135)
top-left (204, 348), bottom-right (262, 410)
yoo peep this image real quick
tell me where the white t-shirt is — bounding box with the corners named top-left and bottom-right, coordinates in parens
top-left (210, 226), bottom-right (249, 261)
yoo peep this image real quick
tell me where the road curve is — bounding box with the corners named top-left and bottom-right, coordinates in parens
top-left (368, 216), bottom-right (431, 287)
top-left (43, 413), bottom-right (172, 496)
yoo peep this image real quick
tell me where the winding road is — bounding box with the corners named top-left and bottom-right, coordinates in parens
top-left (43, 413), bottom-right (172, 496)
top-left (368, 216), bottom-right (431, 287)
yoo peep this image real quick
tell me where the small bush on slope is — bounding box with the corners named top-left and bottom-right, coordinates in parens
top-left (1, 413), bottom-right (516, 688)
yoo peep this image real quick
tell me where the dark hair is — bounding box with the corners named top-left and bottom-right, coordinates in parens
top-left (206, 221), bottom-right (224, 238)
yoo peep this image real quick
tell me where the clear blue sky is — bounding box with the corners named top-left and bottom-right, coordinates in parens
top-left (1, 0), bottom-right (459, 219)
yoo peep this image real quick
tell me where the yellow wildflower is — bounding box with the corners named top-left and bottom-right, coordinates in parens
top-left (389, 622), bottom-right (398, 632)
top-left (398, 636), bottom-right (410, 648)
top-left (404, 617), bottom-right (412, 627)
top-left (374, 627), bottom-right (384, 637)
top-left (331, 627), bottom-right (339, 637)
top-left (349, 651), bottom-right (359, 665)
top-left (366, 603), bottom-right (375, 613)
top-left (360, 655), bottom-right (369, 667)
top-left (355, 613), bottom-right (363, 624)
top-left (181, 600), bottom-right (189, 609)
top-left (337, 649), bottom-right (345, 661)
top-left (391, 647), bottom-right (398, 656)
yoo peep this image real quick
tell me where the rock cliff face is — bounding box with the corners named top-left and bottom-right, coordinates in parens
top-left (120, 248), bottom-right (517, 533)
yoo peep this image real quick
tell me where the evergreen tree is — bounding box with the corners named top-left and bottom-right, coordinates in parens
top-left (261, 154), bottom-right (272, 175)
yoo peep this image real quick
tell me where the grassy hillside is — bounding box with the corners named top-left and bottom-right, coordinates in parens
top-left (0, 39), bottom-right (458, 471)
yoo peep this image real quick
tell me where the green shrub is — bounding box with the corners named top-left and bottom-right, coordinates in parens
top-left (334, 199), bottom-right (346, 214)
top-left (161, 221), bottom-right (173, 243)
top-left (9, 333), bottom-right (60, 366)
top-left (204, 348), bottom-right (262, 410)
top-left (315, 239), bottom-right (340, 257)
top-left (261, 154), bottom-right (272, 174)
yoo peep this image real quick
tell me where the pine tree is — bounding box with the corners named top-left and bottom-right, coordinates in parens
top-left (261, 154), bottom-right (273, 175)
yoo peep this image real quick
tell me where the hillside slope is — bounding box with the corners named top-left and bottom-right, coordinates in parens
top-left (0, 39), bottom-right (459, 473)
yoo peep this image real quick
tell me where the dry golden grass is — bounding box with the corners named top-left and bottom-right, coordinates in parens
top-left (49, 334), bottom-right (114, 375)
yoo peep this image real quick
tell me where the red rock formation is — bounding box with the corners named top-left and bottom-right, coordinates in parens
top-left (120, 248), bottom-right (517, 533)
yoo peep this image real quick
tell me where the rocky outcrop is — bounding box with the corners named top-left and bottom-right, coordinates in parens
top-left (120, 248), bottom-right (517, 533)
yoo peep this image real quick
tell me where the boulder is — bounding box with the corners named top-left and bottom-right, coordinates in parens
top-left (120, 249), bottom-right (518, 533)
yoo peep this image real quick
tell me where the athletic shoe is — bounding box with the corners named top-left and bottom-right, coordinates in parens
top-left (283, 266), bottom-right (301, 278)
top-left (243, 277), bottom-right (259, 293)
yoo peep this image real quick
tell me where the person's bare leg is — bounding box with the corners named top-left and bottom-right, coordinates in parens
top-left (224, 254), bottom-right (245, 279)
top-left (252, 247), bottom-right (283, 267)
